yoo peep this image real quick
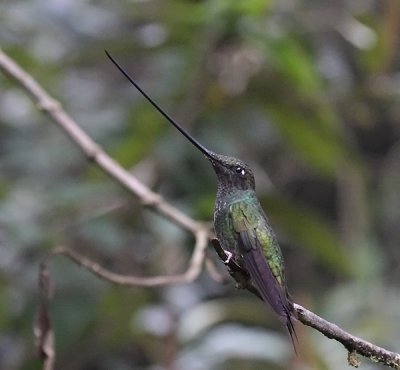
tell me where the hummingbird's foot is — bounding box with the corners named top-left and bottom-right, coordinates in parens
top-left (223, 250), bottom-right (233, 264)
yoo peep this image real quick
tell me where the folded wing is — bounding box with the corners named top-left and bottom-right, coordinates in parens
top-left (230, 201), bottom-right (296, 346)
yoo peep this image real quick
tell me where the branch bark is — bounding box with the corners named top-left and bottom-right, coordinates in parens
top-left (51, 227), bottom-right (208, 287)
top-left (211, 238), bottom-right (400, 369)
top-left (34, 256), bottom-right (55, 370)
top-left (1, 47), bottom-right (399, 369)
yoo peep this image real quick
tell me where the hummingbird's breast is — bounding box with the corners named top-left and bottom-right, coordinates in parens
top-left (213, 189), bottom-right (255, 255)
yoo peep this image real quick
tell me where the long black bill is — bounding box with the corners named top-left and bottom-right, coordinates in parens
top-left (105, 50), bottom-right (217, 162)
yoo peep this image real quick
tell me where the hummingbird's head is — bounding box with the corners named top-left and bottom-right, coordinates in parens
top-left (206, 152), bottom-right (256, 191)
top-left (105, 51), bottom-right (256, 192)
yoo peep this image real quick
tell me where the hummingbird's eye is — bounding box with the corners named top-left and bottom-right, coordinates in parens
top-left (235, 166), bottom-right (245, 176)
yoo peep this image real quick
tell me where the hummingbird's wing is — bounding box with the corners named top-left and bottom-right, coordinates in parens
top-left (229, 201), bottom-right (296, 345)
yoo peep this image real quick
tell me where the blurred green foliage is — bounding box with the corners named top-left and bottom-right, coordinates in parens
top-left (1, 1), bottom-right (400, 369)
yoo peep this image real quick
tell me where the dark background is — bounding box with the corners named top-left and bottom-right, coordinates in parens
top-left (1, 1), bottom-right (400, 369)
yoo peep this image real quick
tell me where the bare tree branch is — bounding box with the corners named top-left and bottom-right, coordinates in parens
top-left (51, 228), bottom-right (208, 287)
top-left (211, 238), bottom-right (400, 369)
top-left (34, 256), bottom-right (55, 370)
top-left (295, 304), bottom-right (400, 369)
top-left (0, 48), bottom-right (199, 234)
top-left (1, 47), bottom-right (399, 369)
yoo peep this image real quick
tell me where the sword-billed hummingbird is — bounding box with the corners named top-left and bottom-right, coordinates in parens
top-left (106, 51), bottom-right (297, 347)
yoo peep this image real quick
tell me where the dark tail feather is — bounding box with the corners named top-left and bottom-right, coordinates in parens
top-left (242, 245), bottom-right (298, 351)
top-left (284, 309), bottom-right (298, 354)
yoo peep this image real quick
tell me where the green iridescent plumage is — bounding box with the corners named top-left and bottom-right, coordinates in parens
top-left (230, 199), bottom-right (284, 285)
top-left (211, 158), bottom-right (296, 347)
top-left (106, 51), bottom-right (297, 349)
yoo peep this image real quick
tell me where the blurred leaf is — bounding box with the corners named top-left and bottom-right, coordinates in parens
top-left (263, 194), bottom-right (350, 275)
top-left (162, 0), bottom-right (209, 29)
top-left (97, 287), bottom-right (153, 344)
top-left (110, 105), bottom-right (164, 168)
top-left (266, 37), bottom-right (322, 97)
top-left (52, 292), bottom-right (100, 352)
top-left (222, 0), bottom-right (272, 16)
top-left (266, 103), bottom-right (349, 176)
top-left (359, 18), bottom-right (385, 72)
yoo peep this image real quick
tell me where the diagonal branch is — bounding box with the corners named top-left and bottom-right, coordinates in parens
top-left (0, 48), bottom-right (199, 234)
top-left (294, 304), bottom-right (400, 369)
top-left (211, 238), bottom-right (400, 369)
top-left (1, 47), bottom-right (399, 369)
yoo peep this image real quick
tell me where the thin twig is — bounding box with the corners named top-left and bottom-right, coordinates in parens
top-left (51, 228), bottom-right (208, 287)
top-left (33, 256), bottom-right (55, 370)
top-left (1, 48), bottom-right (399, 369)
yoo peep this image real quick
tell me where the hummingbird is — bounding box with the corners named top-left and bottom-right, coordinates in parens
top-left (105, 51), bottom-right (297, 347)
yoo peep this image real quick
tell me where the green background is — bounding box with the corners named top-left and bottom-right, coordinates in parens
top-left (1, 1), bottom-right (400, 369)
